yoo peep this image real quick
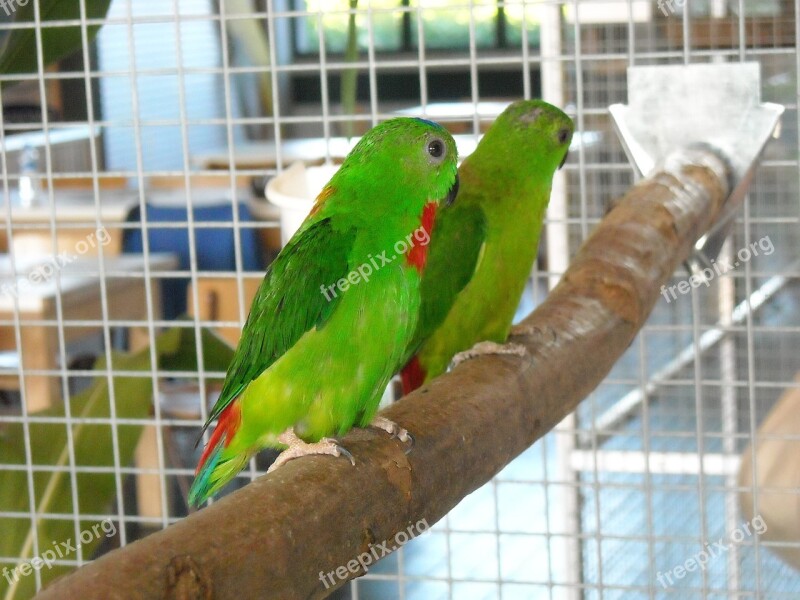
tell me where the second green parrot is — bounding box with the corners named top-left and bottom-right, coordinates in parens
top-left (189, 117), bottom-right (458, 505)
top-left (400, 100), bottom-right (574, 392)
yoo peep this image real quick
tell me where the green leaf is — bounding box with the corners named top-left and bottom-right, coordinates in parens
top-left (0, 325), bottom-right (234, 599)
top-left (158, 323), bottom-right (235, 375)
top-left (0, 350), bottom-right (152, 600)
top-left (0, 0), bottom-right (112, 76)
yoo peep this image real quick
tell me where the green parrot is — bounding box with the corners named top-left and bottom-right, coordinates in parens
top-left (189, 118), bottom-right (459, 505)
top-left (400, 100), bottom-right (573, 393)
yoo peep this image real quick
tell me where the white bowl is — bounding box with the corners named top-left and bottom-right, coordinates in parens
top-left (265, 162), bottom-right (340, 246)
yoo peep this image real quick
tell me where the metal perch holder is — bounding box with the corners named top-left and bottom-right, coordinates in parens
top-left (37, 65), bottom-right (783, 600)
top-left (609, 62), bottom-right (784, 275)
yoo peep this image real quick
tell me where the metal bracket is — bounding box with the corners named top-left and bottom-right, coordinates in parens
top-left (609, 63), bottom-right (784, 277)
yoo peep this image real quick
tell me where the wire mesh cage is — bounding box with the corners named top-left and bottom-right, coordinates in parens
top-left (0, 0), bottom-right (798, 598)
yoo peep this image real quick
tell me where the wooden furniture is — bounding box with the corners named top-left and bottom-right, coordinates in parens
top-left (0, 253), bottom-right (177, 412)
top-left (663, 16), bottom-right (795, 48)
top-left (0, 188), bottom-right (140, 256)
top-left (0, 180), bottom-right (282, 257)
top-left (189, 275), bottom-right (263, 346)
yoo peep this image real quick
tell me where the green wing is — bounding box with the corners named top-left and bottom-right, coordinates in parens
top-left (411, 201), bottom-right (487, 355)
top-left (203, 217), bottom-right (356, 428)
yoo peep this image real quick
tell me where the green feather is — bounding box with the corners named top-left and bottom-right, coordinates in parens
top-left (413, 201), bottom-right (487, 355)
top-left (204, 218), bottom-right (356, 429)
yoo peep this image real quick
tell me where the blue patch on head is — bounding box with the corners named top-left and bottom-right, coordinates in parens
top-left (414, 117), bottom-right (440, 128)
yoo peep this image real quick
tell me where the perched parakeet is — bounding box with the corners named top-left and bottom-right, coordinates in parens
top-left (189, 118), bottom-right (459, 505)
top-left (400, 100), bottom-right (573, 393)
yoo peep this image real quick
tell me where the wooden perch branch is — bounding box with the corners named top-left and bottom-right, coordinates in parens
top-left (37, 149), bottom-right (730, 600)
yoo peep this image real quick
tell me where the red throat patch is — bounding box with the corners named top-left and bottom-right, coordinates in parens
top-left (400, 355), bottom-right (427, 395)
top-left (405, 201), bottom-right (437, 273)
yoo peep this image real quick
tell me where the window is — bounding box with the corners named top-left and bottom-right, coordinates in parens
top-left (293, 0), bottom-right (541, 54)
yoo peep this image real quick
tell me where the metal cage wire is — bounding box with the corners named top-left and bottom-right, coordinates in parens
top-left (0, 0), bottom-right (797, 598)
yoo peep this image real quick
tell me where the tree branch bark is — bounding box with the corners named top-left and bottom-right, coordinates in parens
top-left (37, 150), bottom-right (730, 600)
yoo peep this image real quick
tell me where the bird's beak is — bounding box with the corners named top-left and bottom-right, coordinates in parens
top-left (558, 151), bottom-right (569, 170)
top-left (445, 174), bottom-right (460, 206)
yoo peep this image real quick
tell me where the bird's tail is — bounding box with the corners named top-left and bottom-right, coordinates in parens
top-left (400, 355), bottom-right (427, 395)
top-left (188, 401), bottom-right (249, 506)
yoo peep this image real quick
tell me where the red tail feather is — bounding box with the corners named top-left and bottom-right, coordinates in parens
top-left (196, 401), bottom-right (241, 474)
top-left (400, 355), bottom-right (426, 395)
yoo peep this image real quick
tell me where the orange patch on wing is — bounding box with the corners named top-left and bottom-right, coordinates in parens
top-left (310, 184), bottom-right (336, 216)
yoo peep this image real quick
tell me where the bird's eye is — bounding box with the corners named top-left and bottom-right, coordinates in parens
top-left (428, 139), bottom-right (445, 159)
top-left (557, 128), bottom-right (571, 145)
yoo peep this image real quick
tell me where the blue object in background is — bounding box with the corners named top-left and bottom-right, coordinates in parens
top-left (123, 202), bottom-right (264, 320)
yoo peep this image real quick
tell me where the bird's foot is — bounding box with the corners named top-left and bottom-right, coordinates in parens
top-left (370, 416), bottom-right (409, 442)
top-left (267, 428), bottom-right (355, 474)
top-left (450, 341), bottom-right (527, 369)
top-left (369, 416), bottom-right (414, 454)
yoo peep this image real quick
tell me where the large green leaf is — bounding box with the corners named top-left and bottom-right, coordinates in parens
top-left (159, 324), bottom-right (235, 375)
top-left (0, 0), bottom-right (112, 76)
top-left (0, 326), bottom-right (234, 599)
